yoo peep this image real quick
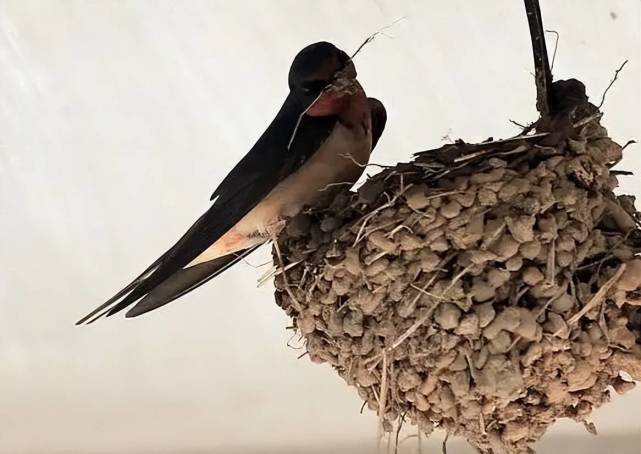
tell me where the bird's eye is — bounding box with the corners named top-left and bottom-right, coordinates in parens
top-left (301, 80), bottom-right (329, 93)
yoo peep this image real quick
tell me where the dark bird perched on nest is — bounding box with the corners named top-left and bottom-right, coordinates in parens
top-left (77, 41), bottom-right (387, 323)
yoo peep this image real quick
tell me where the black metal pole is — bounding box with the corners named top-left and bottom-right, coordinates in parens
top-left (524, 0), bottom-right (553, 119)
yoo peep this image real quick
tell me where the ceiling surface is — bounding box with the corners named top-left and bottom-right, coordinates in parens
top-left (1, 1), bottom-right (639, 453)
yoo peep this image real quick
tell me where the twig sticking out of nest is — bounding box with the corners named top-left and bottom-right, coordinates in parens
top-left (273, 79), bottom-right (641, 454)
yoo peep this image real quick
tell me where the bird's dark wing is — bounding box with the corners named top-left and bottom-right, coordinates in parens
top-left (76, 92), bottom-right (337, 324)
top-left (124, 98), bottom-right (386, 319)
top-left (368, 97), bottom-right (387, 150)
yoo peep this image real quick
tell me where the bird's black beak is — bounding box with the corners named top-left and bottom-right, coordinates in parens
top-left (326, 60), bottom-right (358, 96)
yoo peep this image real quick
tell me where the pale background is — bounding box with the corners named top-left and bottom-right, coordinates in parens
top-left (1, 1), bottom-right (639, 453)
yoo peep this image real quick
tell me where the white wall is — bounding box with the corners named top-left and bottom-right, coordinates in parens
top-left (1, 1), bottom-right (639, 453)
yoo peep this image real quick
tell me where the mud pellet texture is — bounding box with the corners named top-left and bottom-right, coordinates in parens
top-left (273, 109), bottom-right (641, 453)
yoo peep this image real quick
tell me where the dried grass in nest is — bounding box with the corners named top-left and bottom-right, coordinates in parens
top-left (272, 79), bottom-right (641, 453)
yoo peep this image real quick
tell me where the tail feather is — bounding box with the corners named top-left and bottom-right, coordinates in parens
top-left (125, 246), bottom-right (259, 318)
top-left (76, 213), bottom-right (211, 324)
top-left (77, 246), bottom-right (258, 324)
top-left (75, 258), bottom-right (162, 325)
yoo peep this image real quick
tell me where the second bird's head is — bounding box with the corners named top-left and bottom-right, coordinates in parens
top-left (288, 42), bottom-right (358, 116)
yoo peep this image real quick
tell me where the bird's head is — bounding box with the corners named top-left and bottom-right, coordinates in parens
top-left (288, 42), bottom-right (359, 116)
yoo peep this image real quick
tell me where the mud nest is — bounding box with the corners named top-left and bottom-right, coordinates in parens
top-left (273, 80), bottom-right (641, 453)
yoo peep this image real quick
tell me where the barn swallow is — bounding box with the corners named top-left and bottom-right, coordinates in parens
top-left (77, 41), bottom-right (386, 324)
